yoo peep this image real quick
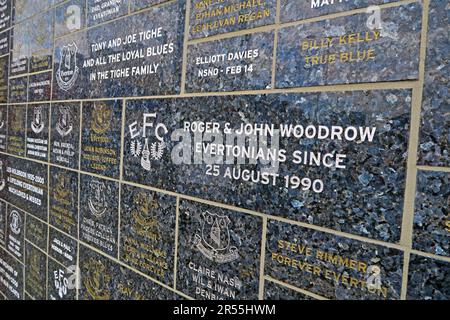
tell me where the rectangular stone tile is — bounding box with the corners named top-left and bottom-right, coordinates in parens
top-left (28, 72), bottom-right (52, 102)
top-left (8, 76), bottom-right (28, 103)
top-left (0, 153), bottom-right (7, 201)
top-left (55, 0), bottom-right (87, 38)
top-left (47, 257), bottom-right (77, 300)
top-left (28, 11), bottom-right (53, 73)
top-left (49, 166), bottom-right (79, 238)
top-left (413, 170), bottom-right (450, 257)
top-left (79, 244), bottom-right (180, 299)
top-left (81, 100), bottom-right (122, 178)
top-left (280, 0), bottom-right (398, 23)
top-left (7, 104), bottom-right (26, 156)
top-left (176, 199), bottom-right (262, 300)
top-left (25, 213), bottom-right (48, 251)
top-left (24, 242), bottom-right (47, 300)
top-left (10, 22), bottom-right (29, 76)
top-left (0, 55), bottom-right (8, 103)
top-left (265, 220), bottom-right (404, 300)
top-left (124, 90), bottom-right (411, 242)
top-left (189, 0), bottom-right (276, 40)
top-left (276, 2), bottom-right (422, 88)
top-left (0, 104), bottom-right (6, 150)
top-left (0, 247), bottom-right (24, 300)
top-left (26, 104), bottom-right (50, 161)
top-left (119, 184), bottom-right (176, 286)
top-left (264, 280), bottom-right (316, 300)
top-left (0, 0), bottom-right (12, 31)
top-left (131, 0), bottom-right (171, 11)
top-left (52, 0), bottom-right (185, 100)
top-left (417, 0), bottom-right (449, 167)
top-left (80, 174), bottom-right (119, 258)
top-left (407, 254), bottom-right (450, 300)
top-left (5, 206), bottom-right (25, 262)
top-left (0, 30), bottom-right (10, 56)
top-left (0, 200), bottom-right (6, 247)
top-left (87, 0), bottom-right (128, 26)
top-left (50, 102), bottom-right (81, 169)
top-left (4, 155), bottom-right (48, 221)
top-left (13, 0), bottom-right (53, 23)
top-left (186, 31), bottom-right (274, 92)
top-left (48, 227), bottom-right (78, 267)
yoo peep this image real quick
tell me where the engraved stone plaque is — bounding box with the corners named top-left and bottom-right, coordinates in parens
top-left (47, 257), bottom-right (77, 300)
top-left (24, 243), bottom-right (47, 300)
top-left (0, 0), bottom-right (11, 31)
top-left (26, 104), bottom-right (50, 161)
top-left (264, 280), bottom-right (315, 300)
top-left (8, 76), bottom-right (28, 103)
top-left (0, 247), bottom-right (24, 300)
top-left (6, 205), bottom-right (25, 261)
top-left (0, 55), bottom-right (8, 103)
top-left (25, 213), bottom-right (48, 251)
top-left (87, 0), bottom-right (128, 26)
top-left (28, 72), bottom-right (52, 102)
top-left (48, 227), bottom-right (78, 267)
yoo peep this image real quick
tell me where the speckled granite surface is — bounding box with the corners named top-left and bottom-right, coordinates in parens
top-left (264, 280), bottom-right (316, 300)
top-left (25, 243), bottom-right (47, 300)
top-left (0, 247), bottom-right (24, 300)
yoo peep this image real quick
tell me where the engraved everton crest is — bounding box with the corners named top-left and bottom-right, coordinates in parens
top-left (0, 160), bottom-right (5, 191)
top-left (193, 211), bottom-right (239, 264)
top-left (56, 105), bottom-right (73, 137)
top-left (56, 42), bottom-right (79, 91)
top-left (0, 110), bottom-right (4, 129)
top-left (88, 180), bottom-right (107, 218)
top-left (131, 191), bottom-right (159, 231)
top-left (31, 106), bottom-right (45, 134)
top-left (54, 172), bottom-right (71, 203)
top-left (91, 103), bottom-right (112, 135)
top-left (9, 210), bottom-right (21, 235)
top-left (83, 258), bottom-right (111, 300)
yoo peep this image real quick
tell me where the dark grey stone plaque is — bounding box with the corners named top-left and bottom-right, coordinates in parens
top-left (81, 100), bottom-right (122, 178)
top-left (265, 220), bottom-right (403, 300)
top-left (418, 0), bottom-right (449, 167)
top-left (189, 0), bottom-right (276, 39)
top-left (0, 30), bottom-right (10, 56)
top-left (124, 90), bottom-right (410, 242)
top-left (0, 55), bottom-right (8, 103)
top-left (47, 257), bottom-right (78, 300)
top-left (177, 200), bottom-right (262, 300)
top-left (28, 72), bottom-right (52, 102)
top-left (55, 0), bottom-right (87, 39)
top-left (407, 254), bottom-right (450, 300)
top-left (26, 104), bottom-right (50, 161)
top-left (25, 213), bottom-right (48, 251)
top-left (79, 244), bottom-right (180, 300)
top-left (276, 2), bottom-right (422, 88)
top-left (87, 0), bottom-right (128, 26)
top-left (52, 0), bottom-right (185, 100)
top-left (8, 76), bottom-right (28, 103)
top-left (413, 170), bottom-right (449, 257)
top-left (264, 280), bottom-right (315, 300)
top-left (50, 102), bottom-right (81, 169)
top-left (49, 166), bottom-right (79, 238)
top-left (28, 11), bottom-right (54, 73)
top-left (24, 243), bottom-right (47, 300)
top-left (186, 31), bottom-right (274, 92)
top-left (0, 104), bottom-right (6, 150)
top-left (6, 206), bottom-right (25, 261)
top-left (0, 200), bottom-right (6, 247)
top-left (0, 247), bottom-right (24, 300)
top-left (119, 184), bottom-right (176, 285)
top-left (0, 0), bottom-right (11, 31)
top-left (48, 227), bottom-right (78, 268)
top-left (80, 174), bottom-right (119, 258)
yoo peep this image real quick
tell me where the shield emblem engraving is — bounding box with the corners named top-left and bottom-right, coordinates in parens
top-left (31, 106), bottom-right (44, 133)
top-left (56, 42), bottom-right (79, 91)
top-left (201, 212), bottom-right (231, 252)
top-left (56, 106), bottom-right (73, 137)
top-left (88, 180), bottom-right (107, 218)
top-left (91, 103), bottom-right (112, 135)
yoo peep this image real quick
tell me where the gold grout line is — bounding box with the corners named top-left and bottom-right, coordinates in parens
top-left (258, 216), bottom-right (267, 300)
top-left (264, 275), bottom-right (329, 300)
top-left (417, 165), bottom-right (450, 173)
top-left (269, 0), bottom-right (281, 89)
top-left (173, 196), bottom-right (180, 291)
top-left (180, 0), bottom-right (191, 94)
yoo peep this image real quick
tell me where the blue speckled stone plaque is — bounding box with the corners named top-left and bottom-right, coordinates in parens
top-left (28, 72), bottom-right (52, 102)
top-left (49, 166), bottom-right (79, 238)
top-left (407, 254), bottom-right (450, 300)
top-left (186, 31), bottom-right (274, 92)
top-left (176, 200), bottom-right (262, 300)
top-left (276, 2), bottom-right (422, 88)
top-left (119, 183), bottom-right (177, 286)
top-left (48, 227), bottom-right (78, 267)
top-left (6, 205), bottom-right (25, 261)
top-left (87, 0), bottom-right (128, 26)
top-left (52, 0), bottom-right (185, 100)
top-left (7, 105), bottom-right (26, 156)
top-left (0, 247), bottom-right (24, 300)
top-left (47, 257), bottom-right (77, 300)
top-left (264, 280), bottom-right (315, 300)
top-left (24, 243), bottom-right (47, 300)
top-left (55, 0), bottom-right (87, 38)
top-left (0, 200), bottom-right (6, 247)
top-left (80, 174), bottom-right (119, 258)
top-left (50, 102), bottom-right (81, 169)
top-left (25, 213), bottom-right (48, 251)
top-left (413, 170), bottom-right (450, 257)
top-left (417, 0), bottom-right (449, 167)
top-left (189, 0), bottom-right (276, 39)
top-left (0, 0), bottom-right (11, 31)
top-left (8, 76), bottom-right (28, 103)
top-left (265, 220), bottom-right (403, 300)
top-left (13, 0), bottom-right (53, 23)
top-left (124, 90), bottom-right (410, 242)
top-left (26, 104), bottom-right (50, 161)
top-left (81, 100), bottom-right (122, 178)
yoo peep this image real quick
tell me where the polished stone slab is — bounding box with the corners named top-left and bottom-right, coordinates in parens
top-left (49, 166), bottom-right (79, 238)
top-left (24, 243), bottom-right (47, 300)
top-left (50, 102), bottom-right (81, 169)
top-left (413, 170), bottom-right (450, 257)
top-left (276, 2), bottom-right (422, 88)
top-left (8, 76), bottom-right (28, 103)
top-left (265, 220), bottom-right (403, 300)
top-left (186, 31), bottom-right (274, 92)
top-left (48, 227), bottom-right (78, 267)
top-left (0, 0), bottom-right (11, 31)
top-left (119, 183), bottom-right (176, 285)
top-left (407, 254), bottom-right (450, 300)
top-left (417, 0), bottom-right (449, 167)
top-left (189, 0), bottom-right (276, 39)
top-left (0, 55), bottom-right (8, 103)
top-left (176, 199), bottom-right (262, 300)
top-left (87, 0), bottom-right (128, 26)
top-left (0, 30), bottom-right (10, 56)
top-left (55, 0), bottom-right (87, 38)
top-left (0, 247), bottom-right (24, 300)
top-left (264, 280), bottom-right (315, 300)
top-left (47, 257), bottom-right (77, 300)
top-left (26, 104), bottom-right (50, 161)
top-left (280, 0), bottom-right (397, 23)
top-left (0, 200), bottom-right (6, 247)
top-left (79, 174), bottom-right (119, 258)
top-left (28, 72), bottom-right (52, 102)
top-left (124, 90), bottom-right (410, 242)
top-left (25, 213), bottom-right (48, 251)
top-left (81, 100), bottom-right (122, 178)
top-left (0, 105), bottom-right (6, 150)
top-left (6, 205), bottom-right (25, 262)
top-left (28, 11), bottom-right (54, 73)
top-left (79, 244), bottom-right (180, 299)
top-left (52, 0), bottom-right (185, 100)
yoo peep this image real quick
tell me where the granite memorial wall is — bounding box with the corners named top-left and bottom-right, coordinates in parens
top-left (0, 0), bottom-right (448, 300)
